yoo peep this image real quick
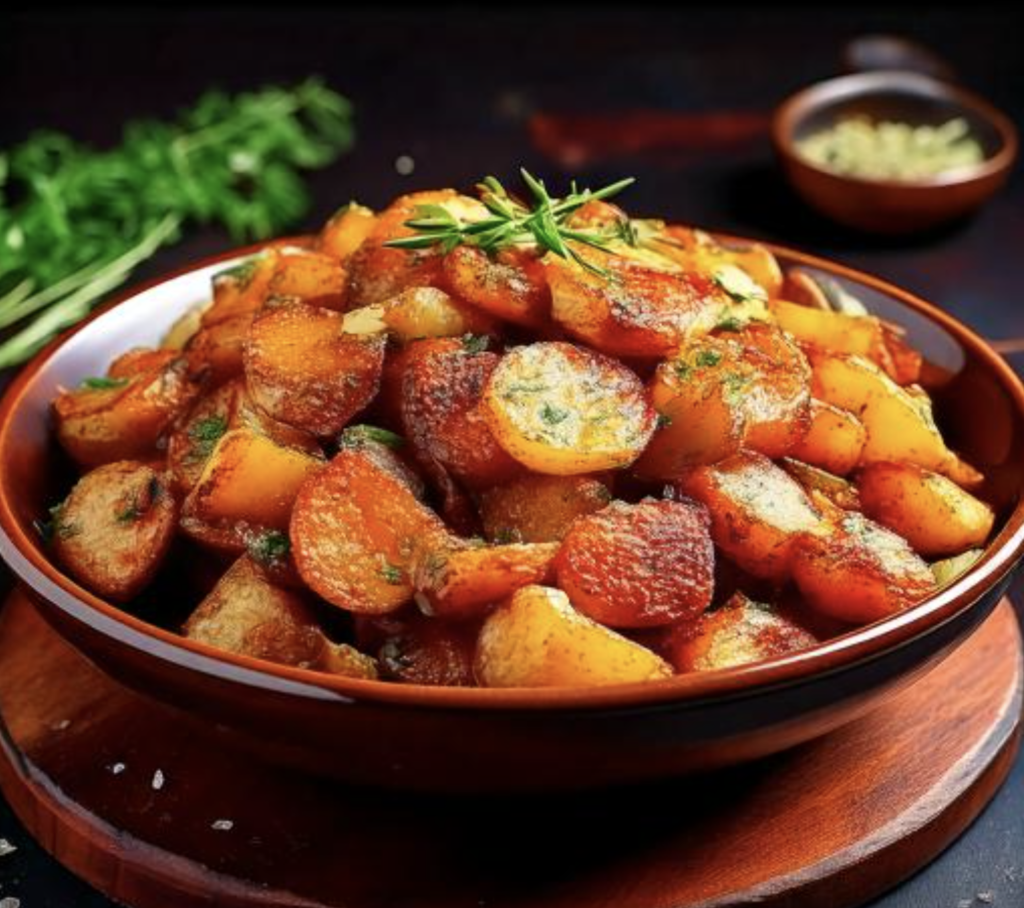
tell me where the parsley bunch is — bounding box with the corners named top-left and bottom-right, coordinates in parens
top-left (0, 78), bottom-right (354, 368)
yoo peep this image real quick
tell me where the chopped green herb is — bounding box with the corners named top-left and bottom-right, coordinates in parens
top-left (214, 256), bottom-right (260, 290)
top-left (340, 424), bottom-right (405, 449)
top-left (379, 561), bottom-right (404, 585)
top-left (186, 415), bottom-right (228, 463)
top-left (248, 530), bottom-right (290, 566)
top-left (116, 476), bottom-right (162, 523)
top-left (695, 350), bottom-right (723, 368)
top-left (79, 376), bottom-right (130, 391)
top-left (39, 501), bottom-right (79, 541)
top-left (715, 316), bottom-right (744, 332)
top-left (539, 402), bottom-right (570, 425)
top-left (656, 412), bottom-right (673, 429)
top-left (713, 265), bottom-right (767, 304)
top-left (461, 333), bottom-right (490, 354)
top-left (493, 527), bottom-right (524, 545)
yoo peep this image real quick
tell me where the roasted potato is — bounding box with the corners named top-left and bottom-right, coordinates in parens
top-left (554, 498), bottom-right (715, 628)
top-left (167, 380), bottom-right (246, 495)
top-left (412, 539), bottom-right (559, 620)
top-left (474, 585), bottom-right (673, 687)
top-left (376, 285), bottom-right (498, 343)
top-left (55, 351), bottom-right (202, 469)
top-left (290, 444), bottom-right (450, 614)
top-left (770, 299), bottom-right (890, 365)
top-left (267, 246), bottom-right (347, 310)
top-left (482, 341), bottom-right (655, 474)
top-left (181, 426), bottom-right (323, 544)
top-left (676, 451), bottom-right (828, 582)
top-left (185, 313), bottom-right (253, 385)
top-left (857, 462), bottom-right (995, 557)
top-left (443, 245), bottom-right (551, 329)
top-left (636, 324), bottom-right (811, 478)
top-left (479, 473), bottom-right (612, 543)
top-left (51, 462), bottom-right (176, 602)
top-left (400, 337), bottom-right (522, 490)
top-left (184, 555), bottom-right (377, 678)
top-left (244, 301), bottom-right (385, 437)
top-left (931, 549), bottom-right (984, 587)
top-left (792, 511), bottom-right (935, 623)
top-left (317, 203), bottom-right (378, 261)
top-left (371, 610), bottom-right (478, 686)
top-left (789, 398), bottom-right (867, 476)
top-left (203, 252), bottom-right (278, 327)
top-left (780, 458), bottom-right (862, 511)
top-left (657, 227), bottom-right (783, 298)
top-left (669, 592), bottom-right (817, 672)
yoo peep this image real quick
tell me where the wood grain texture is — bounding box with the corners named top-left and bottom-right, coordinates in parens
top-left (0, 588), bottom-right (1020, 908)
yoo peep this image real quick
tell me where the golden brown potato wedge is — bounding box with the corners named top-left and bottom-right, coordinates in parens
top-left (267, 246), bottom-right (347, 310)
top-left (203, 252), bottom-right (278, 327)
top-left (184, 555), bottom-right (378, 678)
top-left (479, 473), bottom-right (612, 543)
top-left (401, 337), bottom-right (522, 490)
top-left (167, 380), bottom-right (247, 495)
top-left (377, 286), bottom-right (498, 343)
top-left (370, 610), bottom-right (478, 686)
top-left (182, 426), bottom-right (323, 543)
top-left (931, 549), bottom-right (984, 588)
top-left (857, 462), bottom-right (995, 557)
top-left (474, 585), bottom-right (673, 687)
top-left (675, 451), bottom-right (828, 582)
top-left (51, 461), bottom-right (177, 602)
top-left (554, 498), bottom-right (715, 628)
top-left (443, 245), bottom-right (552, 329)
top-left (656, 226), bottom-right (783, 298)
top-left (789, 398), bottom-right (866, 476)
top-left (770, 299), bottom-right (890, 364)
top-left (881, 323), bottom-right (923, 385)
top-left (55, 352), bottom-right (202, 469)
top-left (412, 539), bottom-right (558, 621)
top-left (185, 313), bottom-right (253, 385)
top-left (317, 203), bottom-right (378, 261)
top-left (669, 592), bottom-right (818, 672)
top-left (290, 445), bottom-right (450, 614)
top-left (244, 301), bottom-right (385, 437)
top-left (792, 511), bottom-right (936, 624)
top-left (482, 341), bottom-right (656, 474)
top-left (780, 458), bottom-right (862, 511)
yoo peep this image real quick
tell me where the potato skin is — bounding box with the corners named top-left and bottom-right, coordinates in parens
top-left (856, 462), bottom-right (995, 557)
top-left (554, 498), bottom-right (715, 628)
top-left (792, 512), bottom-right (935, 624)
top-left (317, 203), bottom-right (378, 261)
top-left (167, 380), bottom-right (246, 495)
top-left (185, 314), bottom-right (253, 385)
top-left (676, 451), bottom-right (827, 582)
top-left (412, 540), bottom-right (558, 621)
top-left (244, 301), bottom-right (385, 437)
top-left (670, 593), bottom-right (817, 672)
top-left (443, 245), bottom-right (551, 329)
top-left (400, 337), bottom-right (522, 490)
top-left (290, 445), bottom-right (450, 614)
top-left (52, 461), bottom-right (177, 602)
top-left (474, 585), bottom-right (673, 687)
top-left (479, 474), bottom-right (612, 543)
top-left (373, 611), bottom-right (478, 686)
top-left (789, 398), bottom-right (866, 476)
top-left (780, 458), bottom-right (862, 511)
top-left (55, 352), bottom-right (202, 469)
top-left (482, 341), bottom-right (656, 475)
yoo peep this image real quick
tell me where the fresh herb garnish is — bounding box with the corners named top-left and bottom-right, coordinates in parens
top-left (37, 500), bottom-right (79, 542)
top-left (384, 168), bottom-right (636, 276)
top-left (461, 333), bottom-right (490, 354)
top-left (186, 415), bottom-right (228, 463)
top-left (116, 476), bottom-right (162, 523)
top-left (715, 316), bottom-right (744, 332)
top-left (379, 561), bottom-right (404, 585)
top-left (248, 530), bottom-right (290, 566)
top-left (713, 265), bottom-right (767, 304)
top-left (695, 350), bottom-right (723, 368)
top-left (339, 424), bottom-right (405, 450)
top-left (539, 401), bottom-right (570, 425)
top-left (213, 256), bottom-right (261, 291)
top-left (79, 376), bottom-right (130, 391)
top-left (656, 412), bottom-right (673, 429)
top-left (0, 79), bottom-right (354, 368)
top-left (493, 527), bottom-right (524, 545)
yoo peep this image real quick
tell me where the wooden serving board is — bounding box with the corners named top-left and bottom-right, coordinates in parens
top-left (0, 587), bottom-right (1020, 908)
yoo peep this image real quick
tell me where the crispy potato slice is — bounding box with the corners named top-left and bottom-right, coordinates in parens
top-left (810, 352), bottom-right (967, 478)
top-left (657, 226), bottom-right (784, 298)
top-left (401, 337), bottom-right (522, 489)
top-left (184, 555), bottom-right (377, 678)
top-left (792, 511), bottom-right (935, 624)
top-left (479, 473), bottom-right (612, 543)
top-left (545, 245), bottom-right (731, 357)
top-left (55, 352), bottom-right (202, 469)
top-left (789, 398), bottom-right (866, 476)
top-left (290, 445), bottom-right (450, 614)
top-left (376, 286), bottom-right (498, 343)
top-left (244, 301), bottom-right (385, 437)
top-left (554, 498), bottom-right (715, 628)
top-left (203, 252), bottom-right (278, 327)
top-left (857, 462), bottom-right (995, 557)
top-left (185, 313), bottom-right (252, 384)
top-left (443, 245), bottom-right (551, 329)
top-left (636, 325), bottom-right (811, 478)
top-left (371, 610), bottom-right (478, 686)
top-left (780, 458), bottom-right (862, 511)
top-left (474, 585), bottom-right (673, 687)
top-left (317, 203), bottom-right (378, 261)
top-left (51, 462), bottom-right (176, 602)
top-left (412, 539), bottom-right (558, 621)
top-left (670, 592), bottom-right (818, 672)
top-left (267, 246), bottom-right (347, 310)
top-left (676, 451), bottom-right (828, 581)
top-left (167, 380), bottom-right (247, 495)
top-left (482, 341), bottom-right (655, 475)
top-left (770, 299), bottom-right (891, 364)
top-left (182, 426), bottom-right (323, 541)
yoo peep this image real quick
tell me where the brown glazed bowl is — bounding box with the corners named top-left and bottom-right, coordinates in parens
top-left (1, 241), bottom-right (1023, 793)
top-left (773, 71), bottom-right (1018, 233)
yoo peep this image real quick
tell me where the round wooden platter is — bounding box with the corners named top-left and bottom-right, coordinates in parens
top-left (0, 589), bottom-right (1020, 908)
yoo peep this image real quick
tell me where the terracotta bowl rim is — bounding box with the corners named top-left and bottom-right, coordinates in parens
top-left (1, 237), bottom-right (1023, 712)
top-left (772, 69), bottom-right (1019, 192)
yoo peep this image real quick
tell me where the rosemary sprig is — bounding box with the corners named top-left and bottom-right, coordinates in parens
top-left (384, 168), bottom-right (635, 275)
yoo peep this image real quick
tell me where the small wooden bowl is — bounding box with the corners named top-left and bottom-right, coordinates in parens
top-left (773, 71), bottom-right (1018, 233)
top-left (1, 241), bottom-right (1024, 792)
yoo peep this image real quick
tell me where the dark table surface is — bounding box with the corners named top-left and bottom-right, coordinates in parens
top-left (2, 5), bottom-right (1024, 907)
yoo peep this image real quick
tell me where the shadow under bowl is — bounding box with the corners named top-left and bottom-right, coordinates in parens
top-left (1, 242), bottom-right (1024, 792)
top-left (772, 71), bottom-right (1018, 234)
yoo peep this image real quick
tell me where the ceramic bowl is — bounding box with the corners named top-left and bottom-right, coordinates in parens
top-left (1, 241), bottom-right (1023, 792)
top-left (772, 71), bottom-right (1018, 233)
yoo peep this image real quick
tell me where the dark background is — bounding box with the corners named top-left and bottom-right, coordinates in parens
top-left (1, 5), bottom-right (1023, 906)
